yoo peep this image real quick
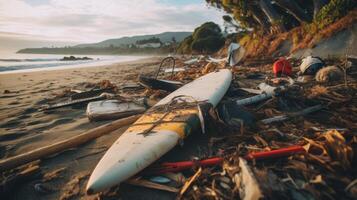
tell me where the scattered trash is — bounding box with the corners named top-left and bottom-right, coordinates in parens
top-left (184, 58), bottom-right (199, 65)
top-left (139, 57), bottom-right (184, 92)
top-left (218, 101), bottom-right (256, 127)
top-left (3, 53), bottom-right (355, 200)
top-left (70, 88), bottom-right (114, 100)
top-left (236, 83), bottom-right (283, 106)
top-left (234, 158), bottom-right (264, 200)
top-left (299, 56), bottom-right (325, 75)
top-left (261, 104), bottom-right (324, 124)
top-left (227, 43), bottom-right (245, 66)
top-left (139, 75), bottom-right (183, 92)
top-left (164, 68), bottom-right (185, 73)
top-left (155, 56), bottom-right (176, 79)
top-left (86, 99), bottom-right (147, 121)
top-left (272, 57), bottom-right (292, 77)
top-left (178, 167), bottom-right (202, 198)
top-left (126, 178), bottom-right (179, 193)
top-left (201, 62), bottom-right (218, 74)
top-left (41, 93), bottom-right (113, 111)
top-left (144, 157), bottom-right (223, 175)
top-left (119, 83), bottom-right (144, 90)
top-left (60, 172), bottom-right (89, 200)
top-left (207, 56), bottom-right (226, 63)
top-left (149, 176), bottom-right (171, 184)
top-left (245, 145), bottom-right (305, 161)
top-left (237, 87), bottom-right (262, 94)
top-left (85, 70), bottom-right (232, 194)
top-left (315, 65), bottom-right (343, 82)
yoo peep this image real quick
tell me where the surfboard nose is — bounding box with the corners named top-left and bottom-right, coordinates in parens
top-left (86, 164), bottom-right (120, 194)
top-left (86, 173), bottom-right (106, 194)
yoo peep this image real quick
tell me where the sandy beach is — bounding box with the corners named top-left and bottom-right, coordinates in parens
top-left (0, 56), bottom-right (182, 199)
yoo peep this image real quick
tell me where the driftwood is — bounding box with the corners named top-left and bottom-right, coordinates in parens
top-left (234, 158), bottom-right (263, 200)
top-left (0, 114), bottom-right (141, 172)
top-left (261, 104), bottom-right (324, 124)
top-left (178, 167), bottom-right (202, 198)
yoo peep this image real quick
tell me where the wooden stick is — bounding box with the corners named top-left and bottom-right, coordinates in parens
top-left (0, 114), bottom-right (141, 172)
top-left (178, 167), bottom-right (202, 199)
top-left (261, 105), bottom-right (323, 124)
top-left (126, 178), bottom-right (179, 193)
top-left (233, 158), bottom-right (263, 200)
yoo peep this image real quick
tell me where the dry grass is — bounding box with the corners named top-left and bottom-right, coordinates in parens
top-left (308, 85), bottom-right (329, 98)
top-left (238, 9), bottom-right (357, 59)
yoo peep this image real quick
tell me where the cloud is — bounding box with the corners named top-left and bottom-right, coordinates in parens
top-left (0, 0), bottom-right (223, 43)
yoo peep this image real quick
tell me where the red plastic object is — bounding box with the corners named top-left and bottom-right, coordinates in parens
top-left (145, 157), bottom-right (223, 174)
top-left (244, 145), bottom-right (305, 161)
top-left (144, 146), bottom-right (305, 174)
top-left (273, 57), bottom-right (292, 77)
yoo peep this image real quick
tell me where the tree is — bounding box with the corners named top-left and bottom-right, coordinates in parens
top-left (258, 0), bottom-right (286, 32)
top-left (177, 22), bottom-right (225, 54)
top-left (313, 0), bottom-right (330, 18)
top-left (136, 37), bottom-right (161, 45)
top-left (274, 0), bottom-right (311, 23)
top-left (206, 0), bottom-right (356, 33)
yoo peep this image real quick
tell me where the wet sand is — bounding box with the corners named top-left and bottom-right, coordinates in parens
top-left (0, 56), bottom-right (179, 199)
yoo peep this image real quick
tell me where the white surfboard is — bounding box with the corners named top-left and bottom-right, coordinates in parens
top-left (86, 69), bottom-right (232, 194)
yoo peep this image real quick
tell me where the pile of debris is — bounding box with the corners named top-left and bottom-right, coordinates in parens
top-left (0, 54), bottom-right (356, 200)
top-left (131, 55), bottom-right (356, 200)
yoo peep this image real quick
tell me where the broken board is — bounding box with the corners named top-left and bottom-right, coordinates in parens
top-left (86, 69), bottom-right (232, 194)
top-left (139, 75), bottom-right (183, 92)
top-left (86, 100), bottom-right (146, 121)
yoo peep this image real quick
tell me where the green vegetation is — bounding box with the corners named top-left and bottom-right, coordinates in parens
top-left (17, 46), bottom-right (173, 55)
top-left (207, 0), bottom-right (356, 33)
top-left (136, 37), bottom-right (162, 45)
top-left (177, 22), bottom-right (225, 54)
top-left (204, 0), bottom-right (356, 59)
top-left (315, 0), bottom-right (356, 28)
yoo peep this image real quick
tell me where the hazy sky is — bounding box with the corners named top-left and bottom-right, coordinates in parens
top-left (0, 0), bottom-right (224, 48)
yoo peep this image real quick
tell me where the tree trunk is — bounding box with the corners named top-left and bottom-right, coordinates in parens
top-left (258, 0), bottom-right (286, 33)
top-left (274, 0), bottom-right (312, 23)
top-left (0, 114), bottom-right (141, 171)
top-left (250, 3), bottom-right (271, 32)
top-left (313, 0), bottom-right (329, 19)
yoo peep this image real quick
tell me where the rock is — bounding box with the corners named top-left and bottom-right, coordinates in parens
top-left (315, 66), bottom-right (343, 83)
top-left (4, 89), bottom-right (10, 94)
top-left (60, 56), bottom-right (93, 61)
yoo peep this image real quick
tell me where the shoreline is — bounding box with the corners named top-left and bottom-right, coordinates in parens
top-left (0, 55), bottom-right (152, 74)
top-left (0, 56), bottom-right (162, 89)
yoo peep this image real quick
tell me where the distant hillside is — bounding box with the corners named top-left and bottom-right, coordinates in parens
top-left (75, 32), bottom-right (192, 48)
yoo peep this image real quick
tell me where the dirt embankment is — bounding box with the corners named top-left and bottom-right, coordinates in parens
top-left (220, 9), bottom-right (357, 60)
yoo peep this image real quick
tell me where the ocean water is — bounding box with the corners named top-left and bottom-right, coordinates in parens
top-left (0, 50), bottom-right (147, 74)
